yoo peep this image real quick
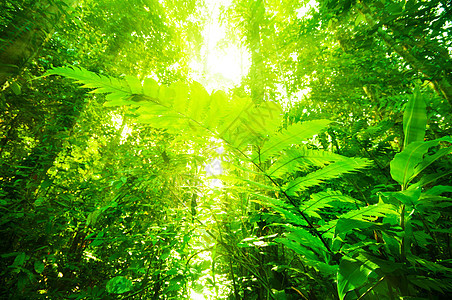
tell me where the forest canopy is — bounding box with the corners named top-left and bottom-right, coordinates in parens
top-left (1, 0), bottom-right (452, 299)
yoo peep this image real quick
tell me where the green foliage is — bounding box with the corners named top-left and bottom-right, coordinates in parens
top-left (45, 66), bottom-right (283, 150)
top-left (284, 158), bottom-right (371, 195)
top-left (106, 276), bottom-right (133, 294)
top-left (390, 137), bottom-right (452, 188)
top-left (252, 120), bottom-right (331, 163)
top-left (337, 255), bottom-right (379, 300)
top-left (403, 86), bottom-right (427, 149)
top-left (1, 0), bottom-right (451, 299)
top-left (300, 190), bottom-right (357, 219)
top-left (266, 147), bottom-right (345, 178)
top-left (45, 66), bottom-right (133, 103)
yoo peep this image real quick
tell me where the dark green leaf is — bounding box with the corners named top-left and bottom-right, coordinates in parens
top-left (106, 276), bottom-right (133, 294)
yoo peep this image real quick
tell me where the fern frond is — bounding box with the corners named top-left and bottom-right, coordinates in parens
top-left (284, 157), bottom-right (372, 196)
top-left (276, 224), bottom-right (327, 255)
top-left (275, 225), bottom-right (338, 276)
top-left (267, 147), bottom-right (345, 178)
top-left (45, 66), bottom-right (132, 103)
top-left (45, 66), bottom-right (283, 150)
top-left (320, 203), bottom-right (395, 237)
top-left (300, 190), bottom-right (359, 219)
top-left (218, 99), bottom-right (282, 149)
top-left (252, 119), bottom-right (331, 163)
top-left (251, 194), bottom-right (307, 226)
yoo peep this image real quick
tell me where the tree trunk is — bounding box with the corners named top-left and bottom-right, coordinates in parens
top-left (247, 0), bottom-right (265, 104)
top-left (0, 0), bottom-right (78, 86)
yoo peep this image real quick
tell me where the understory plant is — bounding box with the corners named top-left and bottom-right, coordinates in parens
top-left (44, 67), bottom-right (451, 299)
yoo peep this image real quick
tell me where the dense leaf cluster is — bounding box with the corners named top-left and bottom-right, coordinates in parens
top-left (1, 0), bottom-right (451, 299)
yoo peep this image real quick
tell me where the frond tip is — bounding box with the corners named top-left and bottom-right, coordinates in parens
top-left (45, 66), bottom-right (133, 104)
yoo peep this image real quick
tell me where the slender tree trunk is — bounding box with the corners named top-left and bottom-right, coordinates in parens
top-left (0, 0), bottom-right (78, 86)
top-left (247, 0), bottom-right (265, 104)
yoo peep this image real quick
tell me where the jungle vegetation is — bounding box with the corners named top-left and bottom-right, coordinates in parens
top-left (1, 0), bottom-right (452, 299)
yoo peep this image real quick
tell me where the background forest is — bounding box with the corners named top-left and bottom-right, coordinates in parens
top-left (1, 0), bottom-right (452, 299)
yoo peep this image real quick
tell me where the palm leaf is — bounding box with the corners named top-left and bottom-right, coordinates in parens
top-left (275, 225), bottom-right (338, 275)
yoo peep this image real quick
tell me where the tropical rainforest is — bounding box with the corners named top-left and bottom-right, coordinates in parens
top-left (1, 0), bottom-right (452, 299)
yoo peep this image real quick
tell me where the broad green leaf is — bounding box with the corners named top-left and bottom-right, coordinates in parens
top-left (34, 260), bottom-right (45, 274)
top-left (403, 87), bottom-right (426, 149)
top-left (172, 81), bottom-right (190, 113)
top-left (13, 252), bottom-right (27, 267)
top-left (390, 187), bottom-right (421, 206)
top-left (272, 290), bottom-right (288, 300)
top-left (91, 231), bottom-right (105, 247)
top-left (106, 276), bottom-right (133, 294)
top-left (124, 75), bottom-right (143, 94)
top-left (103, 93), bottom-right (131, 106)
top-left (408, 275), bottom-right (452, 293)
top-left (409, 170), bottom-right (452, 190)
top-left (390, 137), bottom-right (452, 186)
top-left (425, 185), bottom-right (452, 196)
top-left (337, 255), bottom-right (379, 300)
top-left (86, 209), bottom-right (102, 227)
top-left (159, 85), bottom-right (176, 106)
top-left (204, 90), bottom-right (226, 129)
top-left (11, 81), bottom-right (21, 95)
top-left (413, 146), bottom-right (452, 176)
top-left (408, 255), bottom-right (452, 274)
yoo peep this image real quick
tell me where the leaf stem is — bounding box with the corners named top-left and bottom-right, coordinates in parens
top-left (356, 276), bottom-right (386, 300)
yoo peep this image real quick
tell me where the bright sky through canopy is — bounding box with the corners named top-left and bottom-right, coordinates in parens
top-left (189, 0), bottom-right (251, 93)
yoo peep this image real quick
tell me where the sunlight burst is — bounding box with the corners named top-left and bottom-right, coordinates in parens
top-left (189, 0), bottom-right (250, 93)
top-left (189, 290), bottom-right (206, 300)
